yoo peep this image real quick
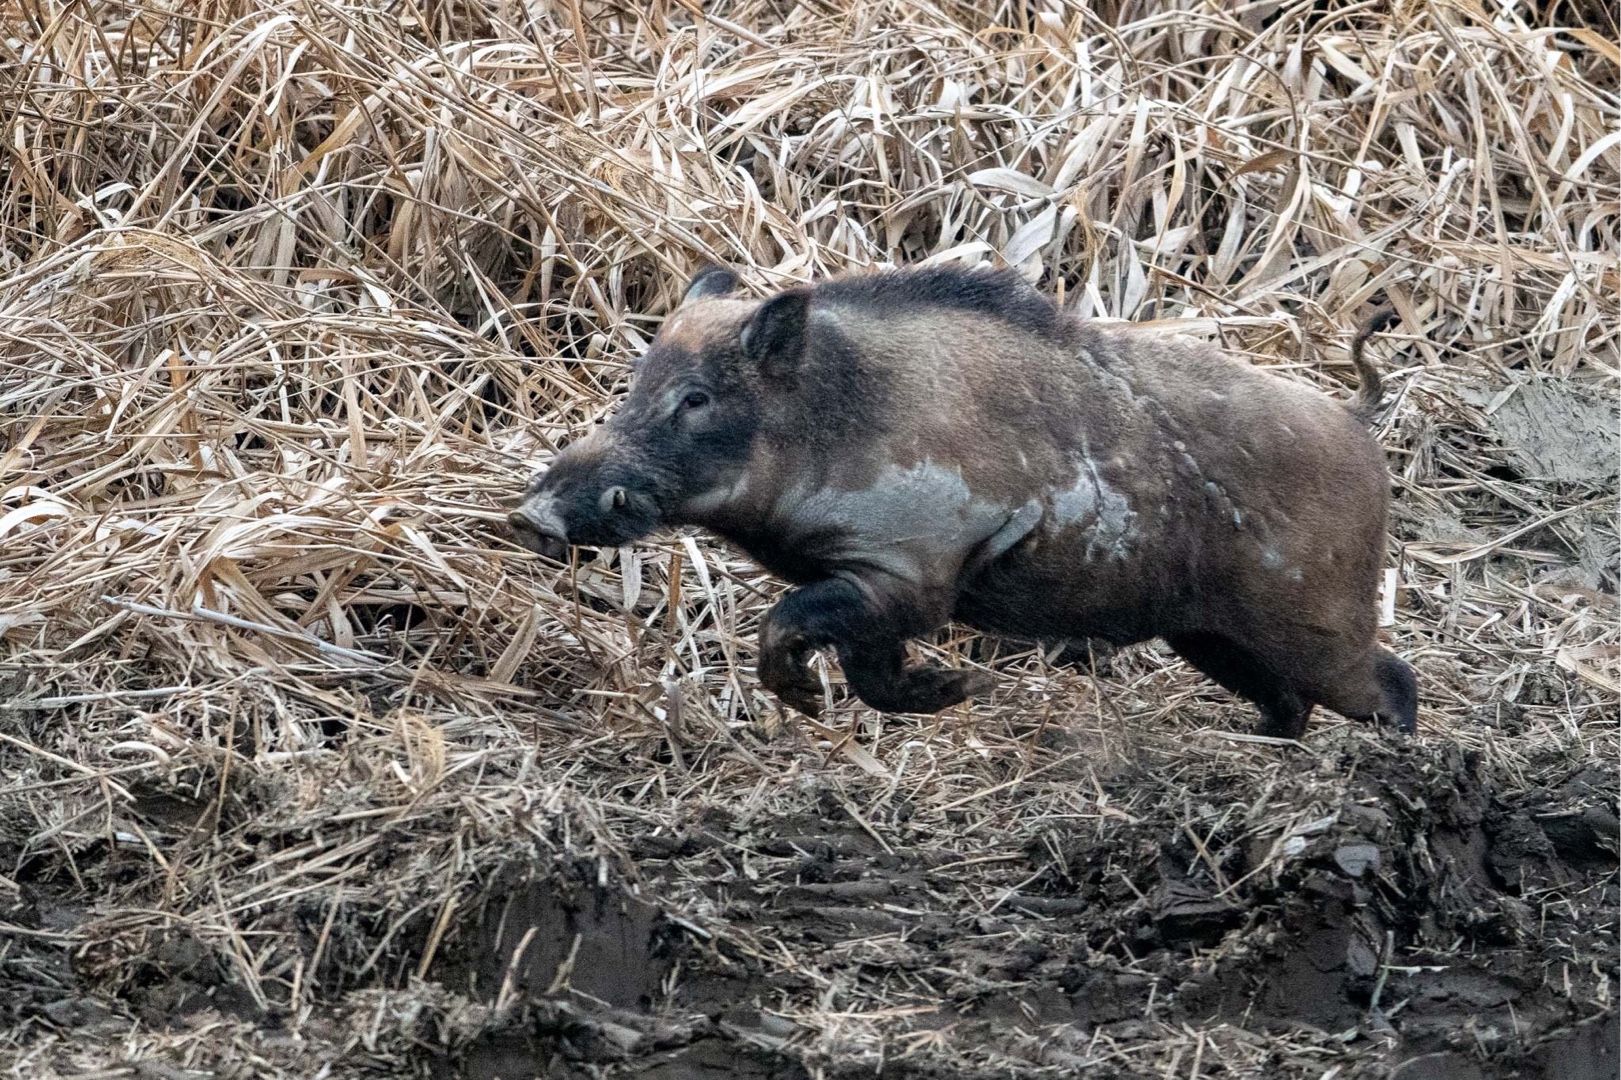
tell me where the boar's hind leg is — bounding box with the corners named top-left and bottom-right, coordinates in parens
top-left (1313, 648), bottom-right (1418, 735)
top-left (758, 578), bottom-right (982, 717)
top-left (1166, 632), bottom-right (1313, 739)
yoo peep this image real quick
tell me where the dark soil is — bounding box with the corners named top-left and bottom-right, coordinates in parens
top-left (4, 736), bottom-right (1615, 1078)
top-left (417, 740), bottom-right (1616, 1079)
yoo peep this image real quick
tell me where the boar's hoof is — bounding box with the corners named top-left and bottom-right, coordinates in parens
top-left (1252, 703), bottom-right (1312, 741)
top-left (851, 666), bottom-right (994, 715)
top-left (759, 634), bottom-right (825, 717)
top-left (771, 679), bottom-right (825, 718)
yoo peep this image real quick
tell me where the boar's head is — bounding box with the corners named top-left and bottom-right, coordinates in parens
top-left (509, 265), bottom-right (809, 561)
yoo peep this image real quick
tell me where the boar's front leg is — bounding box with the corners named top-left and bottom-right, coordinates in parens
top-left (839, 640), bottom-right (994, 716)
top-left (758, 577), bottom-right (988, 717)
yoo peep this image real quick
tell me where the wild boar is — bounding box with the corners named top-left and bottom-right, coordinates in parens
top-left (509, 264), bottom-right (1417, 739)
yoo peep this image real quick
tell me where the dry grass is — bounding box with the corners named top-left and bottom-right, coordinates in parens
top-left (0, 0), bottom-right (1616, 1076)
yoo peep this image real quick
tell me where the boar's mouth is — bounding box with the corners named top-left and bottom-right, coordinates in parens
top-left (508, 482), bottom-right (662, 561)
top-left (508, 496), bottom-right (571, 562)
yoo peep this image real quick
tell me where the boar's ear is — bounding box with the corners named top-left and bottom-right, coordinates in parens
top-left (681, 264), bottom-right (740, 305)
top-left (740, 289), bottom-right (810, 378)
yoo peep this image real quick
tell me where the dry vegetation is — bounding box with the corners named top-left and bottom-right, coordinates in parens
top-left (0, 0), bottom-right (1617, 1077)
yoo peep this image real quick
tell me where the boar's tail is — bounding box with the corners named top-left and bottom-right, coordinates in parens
top-left (1347, 306), bottom-right (1398, 425)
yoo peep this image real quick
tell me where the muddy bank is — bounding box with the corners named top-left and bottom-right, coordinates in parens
top-left (401, 736), bottom-right (1616, 1079)
top-left (2, 718), bottom-right (1613, 1080)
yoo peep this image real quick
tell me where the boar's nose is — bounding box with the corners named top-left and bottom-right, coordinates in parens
top-left (508, 497), bottom-right (569, 562)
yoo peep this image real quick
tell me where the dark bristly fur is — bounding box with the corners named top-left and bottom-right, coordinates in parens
top-left (509, 265), bottom-right (1419, 740)
top-left (813, 264), bottom-right (1069, 340)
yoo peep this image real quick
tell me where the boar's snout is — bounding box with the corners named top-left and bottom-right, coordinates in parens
top-left (508, 495), bottom-right (570, 562)
top-left (510, 441), bottom-right (664, 556)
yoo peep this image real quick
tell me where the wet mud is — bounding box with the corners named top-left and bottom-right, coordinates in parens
top-left (4, 738), bottom-right (1614, 1078)
top-left (416, 741), bottom-right (1615, 1079)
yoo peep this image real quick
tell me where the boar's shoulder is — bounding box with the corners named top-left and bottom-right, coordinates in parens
top-left (714, 458), bottom-right (1024, 591)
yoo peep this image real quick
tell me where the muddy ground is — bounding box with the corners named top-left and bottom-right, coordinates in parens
top-left (3, 723), bottom-right (1614, 1079)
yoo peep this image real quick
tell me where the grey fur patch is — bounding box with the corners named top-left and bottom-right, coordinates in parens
top-left (1052, 451), bottom-right (1138, 561)
top-left (783, 460), bottom-right (1014, 579)
top-left (1261, 548), bottom-right (1303, 582)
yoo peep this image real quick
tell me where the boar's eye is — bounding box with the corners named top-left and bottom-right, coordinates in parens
top-left (674, 390), bottom-right (710, 422)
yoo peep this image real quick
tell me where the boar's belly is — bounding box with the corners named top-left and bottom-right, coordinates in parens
top-left (952, 555), bottom-right (1172, 647)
